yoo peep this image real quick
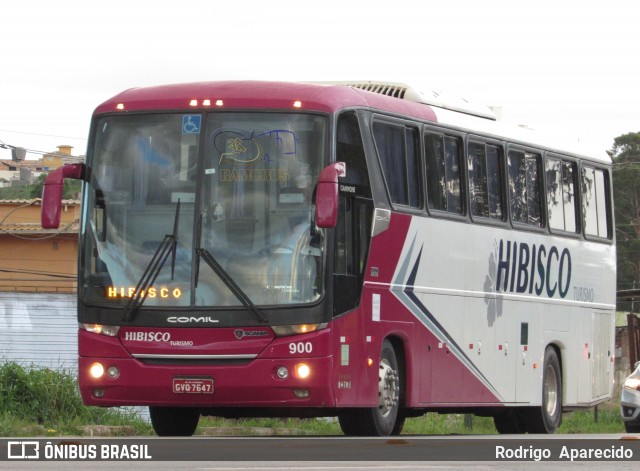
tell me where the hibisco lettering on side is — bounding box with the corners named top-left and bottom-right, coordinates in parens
top-left (494, 239), bottom-right (572, 299)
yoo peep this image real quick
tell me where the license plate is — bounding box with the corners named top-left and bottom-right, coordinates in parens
top-left (173, 377), bottom-right (214, 394)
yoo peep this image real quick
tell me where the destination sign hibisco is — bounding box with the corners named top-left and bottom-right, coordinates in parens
top-left (106, 286), bottom-right (183, 300)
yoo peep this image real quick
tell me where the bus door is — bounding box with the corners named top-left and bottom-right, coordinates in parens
top-left (586, 310), bottom-right (614, 402)
top-left (332, 193), bottom-right (372, 405)
top-left (333, 111), bottom-right (372, 316)
top-left (333, 195), bottom-right (372, 315)
top-left (331, 111), bottom-right (374, 405)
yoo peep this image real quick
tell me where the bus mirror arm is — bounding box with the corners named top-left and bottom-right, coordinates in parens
top-left (314, 162), bottom-right (346, 228)
top-left (41, 163), bottom-right (86, 229)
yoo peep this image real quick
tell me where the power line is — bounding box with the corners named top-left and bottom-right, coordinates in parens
top-left (0, 143), bottom-right (62, 158)
top-left (0, 133), bottom-right (86, 159)
top-left (0, 267), bottom-right (75, 279)
top-left (0, 129), bottom-right (86, 142)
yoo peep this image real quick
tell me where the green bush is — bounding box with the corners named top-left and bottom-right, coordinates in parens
top-left (0, 362), bottom-right (84, 424)
top-left (0, 362), bottom-right (150, 436)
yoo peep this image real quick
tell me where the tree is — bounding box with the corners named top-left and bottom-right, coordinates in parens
top-left (28, 173), bottom-right (82, 200)
top-left (29, 174), bottom-right (47, 199)
top-left (610, 132), bottom-right (640, 309)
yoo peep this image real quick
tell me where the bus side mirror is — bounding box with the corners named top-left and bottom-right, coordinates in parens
top-left (315, 162), bottom-right (346, 228)
top-left (41, 163), bottom-right (85, 229)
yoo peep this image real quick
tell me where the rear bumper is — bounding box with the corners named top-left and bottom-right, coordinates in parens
top-left (79, 355), bottom-right (335, 408)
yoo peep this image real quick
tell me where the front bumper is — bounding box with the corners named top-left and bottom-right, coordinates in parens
top-left (620, 387), bottom-right (640, 425)
top-left (79, 355), bottom-right (335, 408)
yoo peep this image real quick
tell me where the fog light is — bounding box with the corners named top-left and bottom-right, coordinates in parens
top-left (93, 389), bottom-right (105, 398)
top-left (89, 363), bottom-right (104, 379)
top-left (276, 366), bottom-right (289, 379)
top-left (294, 363), bottom-right (311, 379)
top-left (106, 366), bottom-right (120, 379)
top-left (293, 389), bottom-right (309, 398)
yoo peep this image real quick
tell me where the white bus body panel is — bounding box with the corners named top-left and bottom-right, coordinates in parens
top-left (391, 216), bottom-right (615, 407)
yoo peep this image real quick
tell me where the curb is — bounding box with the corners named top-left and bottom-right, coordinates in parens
top-left (80, 426), bottom-right (314, 437)
top-left (81, 425), bottom-right (137, 437)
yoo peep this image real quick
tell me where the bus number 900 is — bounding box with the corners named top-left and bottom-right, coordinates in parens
top-left (289, 342), bottom-right (312, 355)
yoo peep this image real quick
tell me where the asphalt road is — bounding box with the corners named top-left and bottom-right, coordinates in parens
top-left (2, 435), bottom-right (640, 470)
top-left (5, 461), bottom-right (639, 471)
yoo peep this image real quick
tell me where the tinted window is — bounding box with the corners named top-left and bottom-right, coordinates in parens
top-left (582, 166), bottom-right (611, 238)
top-left (546, 158), bottom-right (578, 233)
top-left (468, 141), bottom-right (504, 220)
top-left (508, 150), bottom-right (542, 227)
top-left (425, 133), bottom-right (463, 214)
top-left (337, 112), bottom-right (371, 198)
top-left (373, 121), bottom-right (421, 208)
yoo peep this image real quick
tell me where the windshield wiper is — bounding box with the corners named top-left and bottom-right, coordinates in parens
top-left (196, 248), bottom-right (268, 324)
top-left (122, 201), bottom-right (180, 322)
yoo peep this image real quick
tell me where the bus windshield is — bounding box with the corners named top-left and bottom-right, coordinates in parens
top-left (80, 112), bottom-right (327, 310)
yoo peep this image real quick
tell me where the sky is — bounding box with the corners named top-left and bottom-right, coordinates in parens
top-left (0, 1), bottom-right (638, 161)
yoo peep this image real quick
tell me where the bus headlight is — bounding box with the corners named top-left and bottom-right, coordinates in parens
top-left (106, 366), bottom-right (120, 379)
top-left (89, 363), bottom-right (104, 379)
top-left (271, 323), bottom-right (327, 337)
top-left (276, 366), bottom-right (289, 379)
top-left (80, 323), bottom-right (120, 337)
top-left (294, 363), bottom-right (311, 379)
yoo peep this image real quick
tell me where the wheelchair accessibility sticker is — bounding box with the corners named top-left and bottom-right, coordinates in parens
top-left (182, 115), bottom-right (201, 134)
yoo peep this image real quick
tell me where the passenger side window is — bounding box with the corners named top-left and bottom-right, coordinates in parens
top-left (468, 141), bottom-right (504, 220)
top-left (373, 120), bottom-right (421, 208)
top-left (582, 166), bottom-right (612, 239)
top-left (508, 150), bottom-right (542, 227)
top-left (425, 132), bottom-right (463, 214)
top-left (337, 112), bottom-right (371, 198)
top-left (546, 158), bottom-right (578, 233)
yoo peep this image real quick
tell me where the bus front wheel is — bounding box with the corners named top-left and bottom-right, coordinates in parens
top-left (149, 406), bottom-right (199, 436)
top-left (493, 409), bottom-right (524, 434)
top-left (338, 339), bottom-right (402, 436)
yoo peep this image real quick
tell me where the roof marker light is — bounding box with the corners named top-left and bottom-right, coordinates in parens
top-left (293, 100), bottom-right (302, 108)
top-left (215, 99), bottom-right (224, 107)
top-left (203, 99), bottom-right (211, 106)
top-left (116, 103), bottom-right (125, 110)
top-left (189, 99), bottom-right (198, 107)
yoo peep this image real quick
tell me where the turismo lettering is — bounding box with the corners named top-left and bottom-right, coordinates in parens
top-left (495, 240), bottom-right (571, 298)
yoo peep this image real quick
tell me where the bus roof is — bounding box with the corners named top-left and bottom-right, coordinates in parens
top-left (95, 80), bottom-right (610, 164)
top-left (94, 80), bottom-right (436, 121)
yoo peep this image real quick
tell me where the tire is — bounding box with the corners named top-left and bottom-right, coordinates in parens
top-left (493, 409), bottom-right (524, 434)
top-left (392, 410), bottom-right (407, 435)
top-left (625, 422), bottom-right (640, 433)
top-left (338, 410), bottom-right (366, 435)
top-left (523, 347), bottom-right (562, 433)
top-left (149, 406), bottom-right (200, 436)
top-left (338, 339), bottom-right (401, 436)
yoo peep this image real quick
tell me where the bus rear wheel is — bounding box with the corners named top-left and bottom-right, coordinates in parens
top-left (523, 347), bottom-right (562, 433)
top-left (149, 406), bottom-right (199, 436)
top-left (338, 339), bottom-right (402, 436)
